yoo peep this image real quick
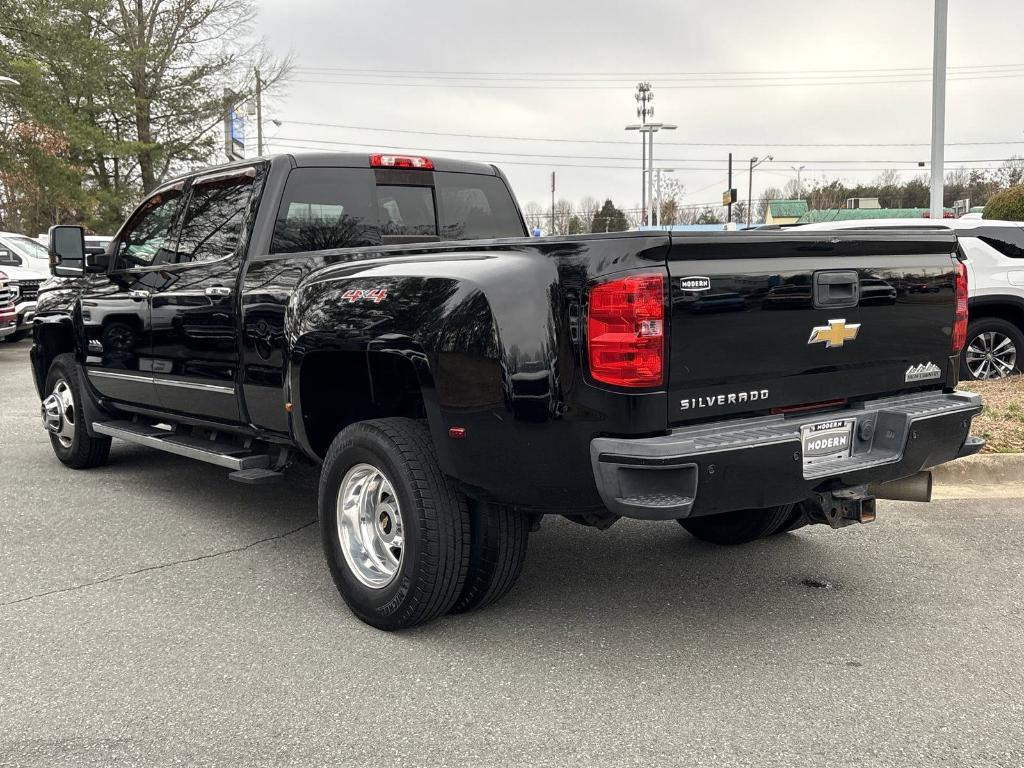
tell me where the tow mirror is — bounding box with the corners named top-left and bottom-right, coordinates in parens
top-left (48, 225), bottom-right (86, 277)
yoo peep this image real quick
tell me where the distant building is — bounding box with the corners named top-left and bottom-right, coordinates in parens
top-left (796, 207), bottom-right (955, 224)
top-left (764, 199), bottom-right (809, 225)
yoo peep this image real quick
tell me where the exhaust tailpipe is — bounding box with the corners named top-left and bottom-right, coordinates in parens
top-left (868, 471), bottom-right (933, 503)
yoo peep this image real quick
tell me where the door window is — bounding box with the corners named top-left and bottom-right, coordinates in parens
top-left (174, 174), bottom-right (255, 264)
top-left (115, 188), bottom-right (184, 269)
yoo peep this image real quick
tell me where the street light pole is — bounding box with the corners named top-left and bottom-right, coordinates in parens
top-left (790, 165), bottom-right (806, 198)
top-left (930, 0), bottom-right (948, 219)
top-left (655, 168), bottom-right (676, 227)
top-left (748, 155), bottom-right (774, 227)
top-left (255, 68), bottom-right (264, 156)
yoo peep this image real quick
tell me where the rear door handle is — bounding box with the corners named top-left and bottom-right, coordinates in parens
top-left (205, 286), bottom-right (232, 297)
top-left (128, 289), bottom-right (150, 299)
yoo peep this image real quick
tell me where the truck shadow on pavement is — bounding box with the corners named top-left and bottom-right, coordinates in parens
top-left (36, 442), bottom-right (881, 651)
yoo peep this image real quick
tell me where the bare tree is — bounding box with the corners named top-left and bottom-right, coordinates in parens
top-left (522, 201), bottom-right (545, 233)
top-left (577, 196), bottom-right (599, 232)
top-left (757, 186), bottom-right (782, 222)
top-left (998, 156), bottom-right (1024, 189)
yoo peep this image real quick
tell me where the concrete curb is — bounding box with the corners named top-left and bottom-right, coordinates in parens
top-left (932, 453), bottom-right (1024, 487)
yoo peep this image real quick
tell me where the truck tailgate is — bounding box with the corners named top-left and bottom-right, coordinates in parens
top-left (666, 230), bottom-right (960, 424)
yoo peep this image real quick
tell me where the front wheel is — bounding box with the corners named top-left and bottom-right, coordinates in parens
top-left (678, 504), bottom-right (795, 545)
top-left (42, 354), bottom-right (111, 469)
top-left (961, 318), bottom-right (1024, 380)
top-left (318, 418), bottom-right (470, 630)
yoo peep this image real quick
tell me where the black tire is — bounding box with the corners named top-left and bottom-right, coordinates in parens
top-left (960, 317), bottom-right (1024, 381)
top-left (318, 418), bottom-right (470, 631)
top-left (770, 503), bottom-right (809, 535)
top-left (4, 329), bottom-right (27, 342)
top-left (43, 353), bottom-right (111, 469)
top-left (678, 504), bottom-right (795, 545)
top-left (450, 502), bottom-right (528, 614)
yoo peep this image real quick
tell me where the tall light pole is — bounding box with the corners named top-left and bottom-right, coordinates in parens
top-left (748, 155), bottom-right (774, 227)
top-left (642, 123), bottom-right (677, 226)
top-left (930, 0), bottom-right (948, 219)
top-left (655, 168), bottom-right (676, 227)
top-left (627, 82), bottom-right (654, 221)
top-left (790, 165), bottom-right (806, 198)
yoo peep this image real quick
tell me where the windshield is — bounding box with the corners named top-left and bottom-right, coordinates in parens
top-left (0, 235), bottom-right (50, 271)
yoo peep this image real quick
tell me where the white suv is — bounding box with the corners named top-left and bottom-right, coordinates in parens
top-left (0, 231), bottom-right (51, 342)
top-left (794, 217), bottom-right (1024, 380)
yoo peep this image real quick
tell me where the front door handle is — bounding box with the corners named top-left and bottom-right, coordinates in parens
top-left (205, 286), bottom-right (232, 297)
top-left (128, 289), bottom-right (151, 299)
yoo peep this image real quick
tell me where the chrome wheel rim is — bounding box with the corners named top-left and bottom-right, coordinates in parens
top-left (965, 331), bottom-right (1017, 380)
top-left (336, 463), bottom-right (404, 589)
top-left (41, 378), bottom-right (76, 448)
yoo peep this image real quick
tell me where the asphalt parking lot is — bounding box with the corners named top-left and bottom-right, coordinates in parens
top-left (2, 338), bottom-right (1023, 767)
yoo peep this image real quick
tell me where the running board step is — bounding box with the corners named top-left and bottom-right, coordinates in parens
top-left (229, 468), bottom-right (285, 485)
top-left (92, 420), bottom-right (271, 470)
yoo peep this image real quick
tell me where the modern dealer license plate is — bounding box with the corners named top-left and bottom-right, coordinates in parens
top-left (801, 418), bottom-right (855, 469)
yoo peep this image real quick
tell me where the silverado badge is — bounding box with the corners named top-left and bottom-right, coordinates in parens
top-left (808, 319), bottom-right (861, 349)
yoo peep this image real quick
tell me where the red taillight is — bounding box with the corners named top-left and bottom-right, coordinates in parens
top-left (370, 153), bottom-right (433, 170)
top-left (587, 273), bottom-right (665, 388)
top-left (952, 260), bottom-right (969, 352)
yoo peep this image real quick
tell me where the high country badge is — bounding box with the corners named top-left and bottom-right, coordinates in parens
top-left (905, 362), bottom-right (942, 382)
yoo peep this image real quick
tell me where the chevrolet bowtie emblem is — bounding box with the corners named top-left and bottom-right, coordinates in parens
top-left (808, 319), bottom-right (861, 348)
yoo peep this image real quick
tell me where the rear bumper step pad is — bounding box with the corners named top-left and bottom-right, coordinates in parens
top-left (591, 391), bottom-right (982, 520)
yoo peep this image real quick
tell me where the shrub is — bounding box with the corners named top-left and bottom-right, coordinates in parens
top-left (984, 186), bottom-right (1024, 221)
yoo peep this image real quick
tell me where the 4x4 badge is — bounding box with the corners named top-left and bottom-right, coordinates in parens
top-left (808, 319), bottom-right (861, 348)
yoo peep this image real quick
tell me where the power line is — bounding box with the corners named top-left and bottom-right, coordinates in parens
top-left (269, 140), bottom-right (1014, 174)
top-left (291, 62), bottom-right (1024, 77)
top-left (290, 68), bottom-right (1024, 84)
top-left (281, 119), bottom-right (1024, 149)
top-left (286, 72), bottom-right (1024, 90)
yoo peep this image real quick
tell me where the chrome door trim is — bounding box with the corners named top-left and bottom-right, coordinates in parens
top-left (89, 370), bottom-right (154, 383)
top-left (152, 377), bottom-right (235, 394)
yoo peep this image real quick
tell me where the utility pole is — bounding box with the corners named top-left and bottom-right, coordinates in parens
top-left (727, 152), bottom-right (733, 224)
top-left (255, 68), bottom-right (264, 156)
top-left (550, 171), bottom-right (556, 234)
top-left (930, 0), bottom-right (948, 219)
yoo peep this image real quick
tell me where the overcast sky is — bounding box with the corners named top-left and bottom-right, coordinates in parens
top-left (253, 0), bottom-right (1024, 214)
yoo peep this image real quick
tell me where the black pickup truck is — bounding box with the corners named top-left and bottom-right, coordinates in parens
top-left (33, 152), bottom-right (983, 629)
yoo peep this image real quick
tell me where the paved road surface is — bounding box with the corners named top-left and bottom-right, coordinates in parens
top-left (2, 339), bottom-right (1022, 767)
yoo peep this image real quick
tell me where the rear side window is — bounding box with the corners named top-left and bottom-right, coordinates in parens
top-left (975, 227), bottom-right (1024, 259)
top-left (174, 174), bottom-right (255, 264)
top-left (435, 173), bottom-right (524, 240)
top-left (271, 168), bottom-right (378, 253)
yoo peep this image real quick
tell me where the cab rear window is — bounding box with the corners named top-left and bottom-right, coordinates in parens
top-left (270, 167), bottom-right (524, 254)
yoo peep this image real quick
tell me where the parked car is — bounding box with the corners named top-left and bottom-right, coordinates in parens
top-left (795, 217), bottom-right (1024, 380)
top-left (0, 271), bottom-right (17, 340)
top-left (0, 231), bottom-right (51, 342)
top-left (31, 152), bottom-right (982, 629)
